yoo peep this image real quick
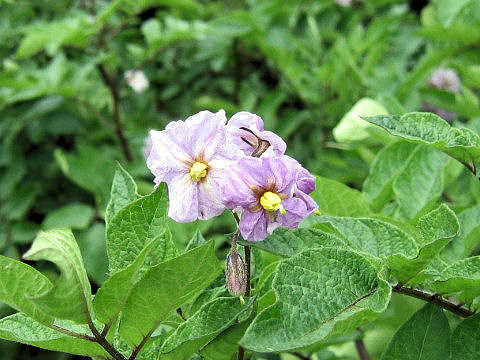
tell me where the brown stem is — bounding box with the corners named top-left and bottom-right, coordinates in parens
top-left (128, 325), bottom-right (157, 360)
top-left (97, 64), bottom-right (133, 162)
top-left (392, 283), bottom-right (475, 318)
top-left (238, 346), bottom-right (245, 360)
top-left (245, 245), bottom-right (251, 297)
top-left (88, 321), bottom-right (128, 360)
top-left (355, 338), bottom-right (371, 360)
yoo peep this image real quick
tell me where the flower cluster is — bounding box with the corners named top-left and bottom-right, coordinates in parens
top-left (423, 68), bottom-right (461, 122)
top-left (146, 110), bottom-right (318, 241)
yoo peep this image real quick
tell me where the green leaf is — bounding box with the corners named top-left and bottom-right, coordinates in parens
top-left (432, 0), bottom-right (473, 26)
top-left (333, 97), bottom-right (391, 145)
top-left (185, 229), bottom-right (206, 251)
top-left (442, 205), bottom-right (480, 262)
top-left (363, 141), bottom-right (418, 212)
top-left (23, 229), bottom-right (93, 323)
top-left (244, 227), bottom-right (345, 257)
top-left (392, 145), bottom-right (448, 219)
top-left (0, 255), bottom-right (53, 324)
top-left (42, 203), bottom-right (95, 230)
top-left (201, 320), bottom-right (250, 360)
top-left (451, 312), bottom-right (480, 360)
top-left (119, 240), bottom-right (222, 345)
top-left (106, 186), bottom-right (170, 273)
top-left (94, 235), bottom-right (177, 325)
top-left (77, 223), bottom-right (108, 285)
top-left (431, 256), bottom-right (480, 300)
top-left (105, 162), bottom-right (139, 226)
top-left (160, 297), bottom-right (254, 354)
top-left (310, 176), bottom-right (371, 217)
top-left (365, 112), bottom-right (480, 176)
top-left (55, 145), bottom-right (116, 212)
top-left (0, 313), bottom-right (106, 357)
top-left (318, 205), bottom-right (458, 281)
top-left (240, 248), bottom-right (391, 352)
top-left (381, 304), bottom-right (450, 360)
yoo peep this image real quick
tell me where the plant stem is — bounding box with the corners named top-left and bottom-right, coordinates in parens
top-left (88, 321), bottom-right (128, 360)
top-left (355, 338), bottom-right (371, 360)
top-left (97, 64), bottom-right (133, 162)
top-left (245, 245), bottom-right (251, 297)
top-left (392, 283), bottom-right (475, 317)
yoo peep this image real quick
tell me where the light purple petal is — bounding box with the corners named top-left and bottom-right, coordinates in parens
top-left (239, 210), bottom-right (268, 241)
top-left (260, 130), bottom-right (286, 156)
top-left (266, 156), bottom-right (297, 194)
top-left (277, 197), bottom-right (310, 229)
top-left (166, 173), bottom-right (198, 223)
top-left (228, 112), bottom-right (264, 131)
top-left (197, 168), bottom-right (227, 220)
top-left (297, 167), bottom-right (316, 194)
top-left (146, 130), bottom-right (191, 185)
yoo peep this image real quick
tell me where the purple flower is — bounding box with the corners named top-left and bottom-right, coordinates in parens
top-left (227, 112), bottom-right (286, 157)
top-left (222, 156), bottom-right (318, 241)
top-left (146, 110), bottom-right (243, 222)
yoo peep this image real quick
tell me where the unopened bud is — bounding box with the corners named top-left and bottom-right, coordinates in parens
top-left (226, 250), bottom-right (247, 297)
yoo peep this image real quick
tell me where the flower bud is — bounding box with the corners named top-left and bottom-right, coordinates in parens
top-left (226, 250), bottom-right (247, 297)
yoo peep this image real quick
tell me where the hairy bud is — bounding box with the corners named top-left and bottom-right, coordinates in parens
top-left (226, 250), bottom-right (247, 297)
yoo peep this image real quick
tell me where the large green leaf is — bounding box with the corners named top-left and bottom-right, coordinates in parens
top-left (431, 256), bottom-right (480, 301)
top-left (0, 255), bottom-right (53, 324)
top-left (381, 304), bottom-right (450, 360)
top-left (106, 186), bottom-right (170, 273)
top-left (0, 313), bottom-right (106, 357)
top-left (310, 177), bottom-right (371, 217)
top-left (160, 297), bottom-right (254, 355)
top-left (244, 227), bottom-right (345, 257)
top-left (318, 204), bottom-right (458, 281)
top-left (240, 248), bottom-right (391, 352)
top-left (363, 141), bottom-right (418, 212)
top-left (119, 240), bottom-right (222, 345)
top-left (451, 313), bottom-right (480, 360)
top-left (105, 162), bottom-right (140, 226)
top-left (365, 112), bottom-right (480, 176)
top-left (23, 229), bottom-right (93, 323)
top-left (94, 235), bottom-right (177, 325)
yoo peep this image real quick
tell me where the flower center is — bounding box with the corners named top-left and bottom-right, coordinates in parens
top-left (190, 161), bottom-right (208, 181)
top-left (260, 191), bottom-right (286, 214)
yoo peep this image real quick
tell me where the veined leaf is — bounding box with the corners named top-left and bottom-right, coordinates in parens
top-left (105, 162), bottom-right (140, 226)
top-left (185, 229), bottom-right (206, 251)
top-left (431, 256), bottom-right (480, 301)
top-left (201, 320), bottom-right (251, 360)
top-left (119, 240), bottom-right (222, 345)
top-left (243, 227), bottom-right (346, 257)
top-left (106, 186), bottom-right (170, 273)
top-left (240, 248), bottom-right (391, 352)
top-left (0, 255), bottom-right (53, 324)
top-left (318, 204), bottom-right (458, 281)
top-left (160, 297), bottom-right (254, 355)
top-left (451, 313), bottom-right (480, 360)
top-left (23, 229), bottom-right (93, 324)
top-left (0, 313), bottom-right (107, 357)
top-left (365, 112), bottom-right (480, 176)
top-left (381, 304), bottom-right (450, 360)
top-left (94, 235), bottom-right (177, 325)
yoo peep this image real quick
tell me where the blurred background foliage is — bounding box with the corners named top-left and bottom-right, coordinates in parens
top-left (1, 0), bottom-right (480, 358)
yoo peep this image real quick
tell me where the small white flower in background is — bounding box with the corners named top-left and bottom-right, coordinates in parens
top-left (124, 69), bottom-right (149, 93)
top-left (336, 0), bottom-right (353, 6)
